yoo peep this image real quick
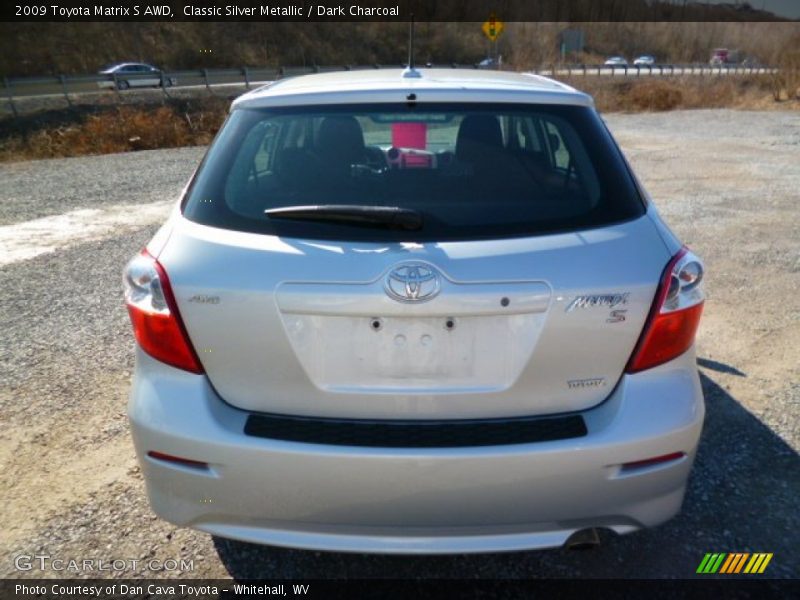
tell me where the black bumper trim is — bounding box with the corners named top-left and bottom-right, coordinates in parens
top-left (244, 411), bottom-right (588, 448)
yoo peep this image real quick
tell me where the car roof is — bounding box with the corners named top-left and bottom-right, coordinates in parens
top-left (233, 68), bottom-right (593, 109)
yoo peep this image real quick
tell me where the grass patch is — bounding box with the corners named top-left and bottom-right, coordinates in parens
top-left (0, 97), bottom-right (228, 162)
top-left (558, 74), bottom-right (799, 113)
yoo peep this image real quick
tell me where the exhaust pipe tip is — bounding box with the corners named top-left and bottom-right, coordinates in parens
top-left (564, 527), bottom-right (601, 550)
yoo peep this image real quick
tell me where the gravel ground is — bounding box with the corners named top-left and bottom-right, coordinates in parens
top-left (0, 146), bottom-right (204, 226)
top-left (0, 110), bottom-right (798, 582)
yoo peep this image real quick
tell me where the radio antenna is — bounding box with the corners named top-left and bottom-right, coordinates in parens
top-left (408, 15), bottom-right (415, 69)
top-left (403, 14), bottom-right (421, 78)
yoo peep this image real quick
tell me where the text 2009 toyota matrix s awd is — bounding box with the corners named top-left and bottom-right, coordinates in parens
top-left (124, 68), bottom-right (705, 553)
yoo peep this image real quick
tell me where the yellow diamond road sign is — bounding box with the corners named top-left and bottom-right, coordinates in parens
top-left (482, 15), bottom-right (504, 42)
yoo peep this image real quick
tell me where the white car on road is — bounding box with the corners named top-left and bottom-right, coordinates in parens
top-left (604, 56), bottom-right (628, 67)
top-left (124, 68), bottom-right (706, 554)
top-left (634, 55), bottom-right (656, 66)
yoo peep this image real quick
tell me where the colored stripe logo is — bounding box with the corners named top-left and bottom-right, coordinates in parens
top-left (696, 553), bottom-right (773, 574)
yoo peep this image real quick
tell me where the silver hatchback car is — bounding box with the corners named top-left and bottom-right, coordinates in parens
top-left (124, 69), bottom-right (705, 554)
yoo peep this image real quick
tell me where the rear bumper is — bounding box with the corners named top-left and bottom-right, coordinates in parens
top-left (128, 348), bottom-right (704, 554)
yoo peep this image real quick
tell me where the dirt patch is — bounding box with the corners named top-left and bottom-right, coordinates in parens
top-left (0, 372), bottom-right (135, 549)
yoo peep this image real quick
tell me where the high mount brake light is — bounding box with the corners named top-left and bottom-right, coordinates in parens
top-left (123, 250), bottom-right (204, 374)
top-left (626, 247), bottom-right (705, 373)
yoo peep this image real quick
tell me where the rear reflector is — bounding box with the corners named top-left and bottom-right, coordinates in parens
top-left (147, 451), bottom-right (209, 469)
top-left (621, 452), bottom-right (686, 471)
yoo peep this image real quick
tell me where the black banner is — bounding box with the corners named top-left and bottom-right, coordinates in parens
top-left (3, 0), bottom-right (798, 23)
top-left (3, 578), bottom-right (799, 600)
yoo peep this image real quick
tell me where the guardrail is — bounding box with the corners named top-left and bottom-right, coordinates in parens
top-left (1, 63), bottom-right (775, 118)
top-left (540, 63), bottom-right (771, 77)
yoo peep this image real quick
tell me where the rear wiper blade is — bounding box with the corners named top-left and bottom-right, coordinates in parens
top-left (265, 205), bottom-right (423, 231)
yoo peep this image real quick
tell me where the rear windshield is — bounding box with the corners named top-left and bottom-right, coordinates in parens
top-left (182, 103), bottom-right (644, 242)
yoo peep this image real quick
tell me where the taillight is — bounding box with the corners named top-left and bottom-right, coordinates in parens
top-left (123, 250), bottom-right (204, 374)
top-left (626, 247), bottom-right (704, 373)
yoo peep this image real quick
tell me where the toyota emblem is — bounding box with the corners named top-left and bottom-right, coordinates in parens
top-left (384, 263), bottom-right (441, 303)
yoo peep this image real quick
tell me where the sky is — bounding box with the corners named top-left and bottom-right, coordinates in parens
top-left (703, 0), bottom-right (800, 19)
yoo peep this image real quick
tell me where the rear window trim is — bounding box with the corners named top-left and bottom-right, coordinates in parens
top-left (181, 102), bottom-right (647, 243)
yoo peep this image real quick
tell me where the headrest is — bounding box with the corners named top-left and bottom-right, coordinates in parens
top-left (456, 115), bottom-right (503, 162)
top-left (316, 116), bottom-right (365, 159)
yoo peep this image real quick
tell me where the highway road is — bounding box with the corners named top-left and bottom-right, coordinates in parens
top-left (2, 65), bottom-right (774, 117)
